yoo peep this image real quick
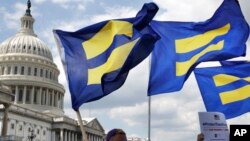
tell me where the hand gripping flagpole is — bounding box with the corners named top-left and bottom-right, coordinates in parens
top-left (76, 110), bottom-right (87, 141)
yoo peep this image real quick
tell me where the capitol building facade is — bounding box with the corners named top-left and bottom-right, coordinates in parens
top-left (0, 1), bottom-right (105, 141)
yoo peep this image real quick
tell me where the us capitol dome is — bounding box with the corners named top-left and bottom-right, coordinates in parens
top-left (0, 1), bottom-right (65, 116)
top-left (0, 1), bottom-right (105, 141)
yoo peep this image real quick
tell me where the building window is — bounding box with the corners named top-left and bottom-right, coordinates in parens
top-left (34, 88), bottom-right (38, 104)
top-left (37, 129), bottom-right (40, 134)
top-left (21, 66), bottom-right (25, 75)
top-left (0, 66), bottom-right (2, 75)
top-left (28, 67), bottom-right (31, 75)
top-left (19, 125), bottom-right (22, 131)
top-left (8, 66), bottom-right (11, 74)
top-left (26, 88), bottom-right (31, 103)
top-left (11, 89), bottom-right (15, 101)
top-left (43, 130), bottom-right (46, 135)
top-left (40, 69), bottom-right (43, 77)
top-left (49, 92), bottom-right (52, 106)
top-left (45, 70), bottom-right (48, 78)
top-left (42, 89), bottom-right (46, 105)
top-left (50, 71), bottom-right (52, 79)
top-left (14, 66), bottom-right (18, 74)
top-left (18, 89), bottom-right (23, 102)
top-left (2, 66), bottom-right (5, 75)
top-left (54, 94), bottom-right (56, 107)
top-left (34, 68), bottom-right (37, 76)
top-left (11, 123), bottom-right (15, 129)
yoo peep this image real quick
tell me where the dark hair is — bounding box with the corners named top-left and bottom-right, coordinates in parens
top-left (106, 128), bottom-right (126, 141)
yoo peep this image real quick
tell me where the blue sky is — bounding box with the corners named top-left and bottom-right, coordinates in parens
top-left (1, 0), bottom-right (250, 141)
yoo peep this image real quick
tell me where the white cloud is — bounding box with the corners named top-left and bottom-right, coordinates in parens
top-left (77, 4), bottom-right (86, 10)
top-left (2, 3), bottom-right (26, 29)
top-left (0, 7), bottom-right (5, 13)
top-left (239, 0), bottom-right (250, 24)
top-left (109, 102), bottom-right (148, 126)
top-left (33, 0), bottom-right (94, 10)
top-left (153, 0), bottom-right (222, 21)
top-left (90, 6), bottom-right (137, 23)
top-left (2, 2), bottom-right (41, 30)
top-left (33, 0), bottom-right (47, 4)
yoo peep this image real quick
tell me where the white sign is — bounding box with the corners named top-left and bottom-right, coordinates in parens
top-left (198, 112), bottom-right (229, 141)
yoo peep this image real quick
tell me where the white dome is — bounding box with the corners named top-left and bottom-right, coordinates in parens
top-left (0, 34), bottom-right (53, 60)
top-left (0, 14), bottom-right (53, 60)
top-left (0, 4), bottom-right (65, 117)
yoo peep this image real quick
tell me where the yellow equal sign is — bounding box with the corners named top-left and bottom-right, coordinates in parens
top-left (83, 20), bottom-right (133, 60)
top-left (213, 74), bottom-right (250, 105)
top-left (82, 20), bottom-right (140, 85)
top-left (175, 24), bottom-right (230, 76)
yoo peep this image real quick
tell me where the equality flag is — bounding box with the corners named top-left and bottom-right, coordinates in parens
top-left (54, 3), bottom-right (159, 110)
top-left (148, 0), bottom-right (249, 95)
top-left (194, 61), bottom-right (250, 119)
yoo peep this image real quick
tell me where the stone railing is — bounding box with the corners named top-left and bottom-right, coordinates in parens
top-left (9, 104), bottom-right (53, 122)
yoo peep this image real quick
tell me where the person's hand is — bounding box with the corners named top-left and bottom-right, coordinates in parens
top-left (197, 133), bottom-right (204, 141)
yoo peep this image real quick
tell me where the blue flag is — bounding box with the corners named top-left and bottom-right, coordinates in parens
top-left (148, 0), bottom-right (249, 95)
top-left (54, 3), bottom-right (159, 110)
top-left (194, 61), bottom-right (250, 119)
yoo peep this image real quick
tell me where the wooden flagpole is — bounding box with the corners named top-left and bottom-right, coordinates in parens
top-left (148, 96), bottom-right (151, 141)
top-left (76, 110), bottom-right (87, 141)
top-left (148, 55), bottom-right (152, 141)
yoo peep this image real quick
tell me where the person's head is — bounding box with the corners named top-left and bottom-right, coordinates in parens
top-left (106, 128), bottom-right (127, 141)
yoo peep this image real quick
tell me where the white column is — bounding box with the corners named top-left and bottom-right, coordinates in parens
top-left (68, 131), bottom-right (70, 141)
top-left (14, 86), bottom-right (19, 103)
top-left (72, 132), bottom-right (75, 141)
top-left (23, 86), bottom-right (27, 104)
top-left (31, 86), bottom-right (34, 104)
top-left (11, 65), bottom-right (14, 75)
top-left (71, 132), bottom-right (74, 141)
top-left (65, 130), bottom-right (68, 141)
top-left (4, 65), bottom-right (8, 75)
top-left (18, 65), bottom-right (21, 74)
top-left (1, 104), bottom-right (10, 136)
top-left (52, 131), bottom-right (56, 141)
top-left (75, 133), bottom-right (78, 141)
top-left (60, 129), bottom-right (64, 141)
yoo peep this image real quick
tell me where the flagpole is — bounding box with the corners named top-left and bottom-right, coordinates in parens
top-left (76, 109), bottom-right (86, 141)
top-left (148, 55), bottom-right (152, 141)
top-left (148, 96), bottom-right (151, 141)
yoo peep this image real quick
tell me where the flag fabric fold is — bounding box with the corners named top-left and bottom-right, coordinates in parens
top-left (148, 0), bottom-right (249, 96)
top-left (54, 3), bottom-right (159, 110)
top-left (194, 61), bottom-right (250, 119)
